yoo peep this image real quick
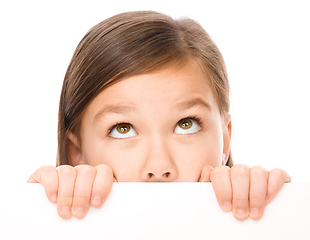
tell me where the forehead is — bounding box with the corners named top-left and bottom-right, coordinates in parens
top-left (85, 62), bottom-right (219, 120)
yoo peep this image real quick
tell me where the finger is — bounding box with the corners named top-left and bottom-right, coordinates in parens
top-left (266, 168), bottom-right (291, 204)
top-left (249, 166), bottom-right (268, 220)
top-left (71, 165), bottom-right (96, 218)
top-left (27, 169), bottom-right (42, 183)
top-left (231, 164), bottom-right (250, 220)
top-left (210, 165), bottom-right (232, 211)
top-left (27, 166), bottom-right (58, 203)
top-left (91, 164), bottom-right (114, 207)
top-left (199, 165), bottom-right (213, 182)
top-left (56, 165), bottom-right (77, 219)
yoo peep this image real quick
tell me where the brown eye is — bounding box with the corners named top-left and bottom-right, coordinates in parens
top-left (174, 118), bottom-right (201, 135)
top-left (116, 123), bottom-right (131, 134)
top-left (109, 123), bottom-right (137, 139)
top-left (178, 119), bottom-right (192, 129)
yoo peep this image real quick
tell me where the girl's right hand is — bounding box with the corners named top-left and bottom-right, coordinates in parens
top-left (27, 164), bottom-right (114, 219)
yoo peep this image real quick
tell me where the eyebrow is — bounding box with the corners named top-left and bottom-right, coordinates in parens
top-left (176, 98), bottom-right (213, 111)
top-left (93, 105), bottom-right (137, 124)
top-left (93, 98), bottom-right (212, 124)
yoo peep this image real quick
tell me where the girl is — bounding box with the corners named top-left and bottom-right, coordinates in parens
top-left (27, 10), bottom-right (290, 221)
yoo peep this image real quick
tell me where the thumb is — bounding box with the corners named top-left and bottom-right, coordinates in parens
top-left (199, 165), bottom-right (213, 182)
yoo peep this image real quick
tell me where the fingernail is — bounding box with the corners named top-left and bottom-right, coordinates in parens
top-left (91, 197), bottom-right (102, 206)
top-left (73, 207), bottom-right (85, 218)
top-left (236, 209), bottom-right (247, 218)
top-left (60, 206), bottom-right (71, 217)
top-left (250, 208), bottom-right (260, 216)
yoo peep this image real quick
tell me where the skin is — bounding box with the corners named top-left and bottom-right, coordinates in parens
top-left (28, 62), bottom-right (291, 220)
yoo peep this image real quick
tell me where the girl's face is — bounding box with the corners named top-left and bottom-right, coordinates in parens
top-left (68, 62), bottom-right (231, 182)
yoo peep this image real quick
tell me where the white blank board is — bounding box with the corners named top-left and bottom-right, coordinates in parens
top-left (1, 183), bottom-right (310, 240)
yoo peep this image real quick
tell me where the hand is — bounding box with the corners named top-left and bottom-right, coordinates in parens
top-left (199, 164), bottom-right (291, 220)
top-left (27, 164), bottom-right (114, 219)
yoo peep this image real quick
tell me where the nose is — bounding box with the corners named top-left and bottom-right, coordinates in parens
top-left (141, 136), bottom-right (178, 182)
top-left (147, 171), bottom-right (172, 180)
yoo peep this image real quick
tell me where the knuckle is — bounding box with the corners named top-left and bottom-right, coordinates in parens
top-left (74, 195), bottom-right (89, 205)
top-left (201, 165), bottom-right (213, 172)
top-left (269, 168), bottom-right (290, 183)
top-left (210, 165), bottom-right (228, 180)
top-left (231, 164), bottom-right (250, 177)
top-left (251, 166), bottom-right (268, 177)
top-left (270, 168), bottom-right (284, 178)
top-left (41, 165), bottom-right (56, 175)
top-left (57, 165), bottom-right (77, 177)
top-left (76, 164), bottom-right (96, 175)
top-left (58, 196), bottom-right (73, 202)
top-left (96, 164), bottom-right (113, 174)
top-left (40, 166), bottom-right (58, 183)
top-left (233, 198), bottom-right (248, 206)
top-left (250, 197), bottom-right (265, 206)
top-left (212, 165), bottom-right (229, 174)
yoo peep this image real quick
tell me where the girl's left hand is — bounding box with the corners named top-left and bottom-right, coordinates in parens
top-left (199, 164), bottom-right (291, 220)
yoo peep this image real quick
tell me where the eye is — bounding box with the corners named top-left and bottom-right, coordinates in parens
top-left (109, 123), bottom-right (137, 139)
top-left (174, 118), bottom-right (201, 135)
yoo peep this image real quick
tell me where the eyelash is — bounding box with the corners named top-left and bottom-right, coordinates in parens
top-left (107, 115), bottom-right (203, 135)
top-left (178, 115), bottom-right (203, 127)
top-left (108, 121), bottom-right (129, 134)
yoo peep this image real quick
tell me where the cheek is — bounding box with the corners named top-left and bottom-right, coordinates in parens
top-left (173, 137), bottom-right (223, 180)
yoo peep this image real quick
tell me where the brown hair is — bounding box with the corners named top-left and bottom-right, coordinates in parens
top-left (56, 11), bottom-right (233, 167)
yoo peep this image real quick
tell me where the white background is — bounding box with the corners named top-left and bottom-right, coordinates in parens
top-left (2, 183), bottom-right (310, 240)
top-left (1, 0), bottom-right (309, 184)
